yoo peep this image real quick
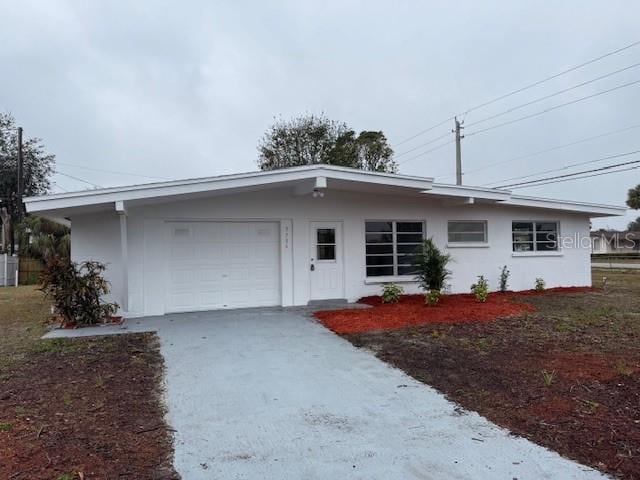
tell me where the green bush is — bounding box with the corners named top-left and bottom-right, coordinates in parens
top-left (535, 277), bottom-right (546, 292)
top-left (381, 283), bottom-right (403, 303)
top-left (424, 289), bottom-right (442, 306)
top-left (471, 275), bottom-right (489, 303)
top-left (498, 265), bottom-right (510, 292)
top-left (40, 257), bottom-right (118, 326)
top-left (414, 238), bottom-right (451, 292)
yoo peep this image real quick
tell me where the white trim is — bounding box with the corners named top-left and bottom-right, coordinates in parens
top-left (512, 252), bottom-right (564, 258)
top-left (364, 276), bottom-right (419, 285)
top-left (507, 194), bottom-right (625, 217)
top-left (447, 243), bottom-right (490, 249)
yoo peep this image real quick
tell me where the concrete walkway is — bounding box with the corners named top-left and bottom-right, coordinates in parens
top-left (45, 308), bottom-right (607, 479)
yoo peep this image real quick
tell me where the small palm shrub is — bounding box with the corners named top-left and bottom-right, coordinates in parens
top-left (40, 257), bottom-right (119, 326)
top-left (498, 265), bottom-right (510, 292)
top-left (381, 283), bottom-right (403, 303)
top-left (424, 289), bottom-right (442, 306)
top-left (414, 238), bottom-right (451, 292)
top-left (535, 277), bottom-right (546, 292)
top-left (541, 369), bottom-right (556, 387)
top-left (470, 275), bottom-right (489, 303)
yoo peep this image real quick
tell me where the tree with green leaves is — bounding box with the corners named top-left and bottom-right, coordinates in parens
top-left (16, 216), bottom-right (70, 261)
top-left (628, 184), bottom-right (640, 210)
top-left (257, 114), bottom-right (397, 173)
top-left (0, 112), bottom-right (55, 253)
top-left (628, 217), bottom-right (640, 231)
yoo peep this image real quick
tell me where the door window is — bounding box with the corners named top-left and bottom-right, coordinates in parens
top-left (316, 228), bottom-right (336, 260)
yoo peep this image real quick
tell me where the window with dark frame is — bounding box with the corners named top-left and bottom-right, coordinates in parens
top-left (447, 221), bottom-right (487, 243)
top-left (512, 221), bottom-right (558, 252)
top-left (365, 221), bottom-right (424, 277)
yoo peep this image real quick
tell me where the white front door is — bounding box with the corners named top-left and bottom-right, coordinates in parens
top-left (309, 221), bottom-right (344, 300)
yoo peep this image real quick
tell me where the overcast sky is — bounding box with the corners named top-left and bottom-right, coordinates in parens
top-left (1, 1), bottom-right (639, 229)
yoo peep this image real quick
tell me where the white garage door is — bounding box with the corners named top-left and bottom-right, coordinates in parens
top-left (166, 221), bottom-right (281, 312)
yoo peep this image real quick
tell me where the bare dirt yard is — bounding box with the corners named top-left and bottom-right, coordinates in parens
top-left (0, 286), bottom-right (177, 480)
top-left (325, 270), bottom-right (640, 479)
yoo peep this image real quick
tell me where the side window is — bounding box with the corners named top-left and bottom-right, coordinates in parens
top-left (512, 221), bottom-right (558, 252)
top-left (448, 221), bottom-right (487, 243)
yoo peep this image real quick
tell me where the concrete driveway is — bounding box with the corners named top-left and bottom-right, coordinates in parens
top-left (46, 308), bottom-right (607, 479)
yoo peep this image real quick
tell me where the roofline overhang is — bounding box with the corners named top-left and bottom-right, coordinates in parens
top-left (25, 164), bottom-right (435, 213)
top-left (23, 164), bottom-right (627, 219)
top-left (506, 194), bottom-right (627, 217)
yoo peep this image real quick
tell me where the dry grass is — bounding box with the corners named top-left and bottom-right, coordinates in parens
top-left (0, 286), bottom-right (50, 374)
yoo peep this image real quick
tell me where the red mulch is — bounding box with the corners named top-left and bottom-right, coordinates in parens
top-left (315, 287), bottom-right (594, 334)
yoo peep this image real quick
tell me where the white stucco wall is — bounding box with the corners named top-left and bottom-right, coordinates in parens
top-left (70, 188), bottom-right (592, 316)
top-left (70, 211), bottom-right (122, 306)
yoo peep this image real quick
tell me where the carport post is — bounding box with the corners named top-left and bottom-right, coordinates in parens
top-left (115, 201), bottom-right (128, 313)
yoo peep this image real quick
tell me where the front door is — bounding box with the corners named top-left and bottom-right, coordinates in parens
top-left (309, 221), bottom-right (344, 300)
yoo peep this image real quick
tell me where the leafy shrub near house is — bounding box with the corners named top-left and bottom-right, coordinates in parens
top-left (40, 257), bottom-right (118, 326)
top-left (381, 283), bottom-right (403, 303)
top-left (471, 275), bottom-right (489, 303)
top-left (499, 265), bottom-right (510, 292)
top-left (535, 277), bottom-right (546, 292)
top-left (424, 289), bottom-right (442, 306)
top-left (414, 238), bottom-right (451, 292)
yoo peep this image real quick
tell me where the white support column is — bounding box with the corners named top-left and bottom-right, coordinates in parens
top-left (115, 201), bottom-right (129, 313)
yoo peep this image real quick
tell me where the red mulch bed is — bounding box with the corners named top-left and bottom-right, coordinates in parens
top-left (315, 287), bottom-right (594, 334)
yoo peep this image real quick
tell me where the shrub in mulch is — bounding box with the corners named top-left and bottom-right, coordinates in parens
top-left (315, 286), bottom-right (595, 334)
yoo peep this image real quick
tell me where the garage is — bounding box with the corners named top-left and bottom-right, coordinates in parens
top-left (166, 221), bottom-right (281, 312)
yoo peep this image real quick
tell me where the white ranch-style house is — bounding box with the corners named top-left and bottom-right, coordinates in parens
top-left (24, 164), bottom-right (625, 317)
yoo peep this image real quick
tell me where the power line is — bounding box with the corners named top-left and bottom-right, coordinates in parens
top-left (394, 131), bottom-right (452, 157)
top-left (460, 39), bottom-right (640, 116)
top-left (436, 123), bottom-right (640, 180)
top-left (396, 139), bottom-right (455, 166)
top-left (465, 78), bottom-right (640, 138)
top-left (495, 158), bottom-right (640, 188)
top-left (54, 171), bottom-right (102, 189)
top-left (507, 165), bottom-right (640, 189)
top-left (465, 60), bottom-right (640, 128)
top-left (52, 182), bottom-right (69, 193)
top-left (394, 118), bottom-right (454, 148)
top-left (56, 161), bottom-right (171, 180)
top-left (394, 39), bottom-right (640, 146)
top-left (483, 149), bottom-right (640, 186)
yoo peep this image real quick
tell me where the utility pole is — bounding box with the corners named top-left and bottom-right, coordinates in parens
top-left (17, 127), bottom-right (23, 221)
top-left (453, 117), bottom-right (464, 185)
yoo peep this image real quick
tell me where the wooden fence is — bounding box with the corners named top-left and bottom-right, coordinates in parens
top-left (18, 258), bottom-right (44, 285)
